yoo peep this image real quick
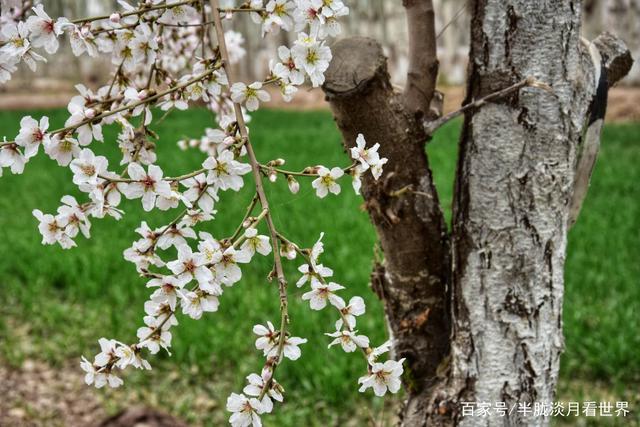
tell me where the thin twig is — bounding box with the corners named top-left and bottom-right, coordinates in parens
top-left (424, 77), bottom-right (553, 136)
top-left (210, 0), bottom-right (289, 400)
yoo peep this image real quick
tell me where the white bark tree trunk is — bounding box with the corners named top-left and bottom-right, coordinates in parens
top-left (324, 1), bottom-right (632, 426)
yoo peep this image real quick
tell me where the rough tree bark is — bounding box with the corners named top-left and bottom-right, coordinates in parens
top-left (322, 1), bottom-right (631, 426)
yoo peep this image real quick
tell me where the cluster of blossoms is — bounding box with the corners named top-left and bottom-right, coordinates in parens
top-left (1, 1), bottom-right (399, 425)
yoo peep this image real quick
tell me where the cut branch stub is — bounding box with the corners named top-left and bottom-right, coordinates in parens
top-left (323, 36), bottom-right (451, 412)
top-left (593, 31), bottom-right (634, 85)
top-left (323, 37), bottom-right (388, 99)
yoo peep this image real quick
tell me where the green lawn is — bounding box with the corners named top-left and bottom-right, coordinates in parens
top-left (0, 108), bottom-right (638, 426)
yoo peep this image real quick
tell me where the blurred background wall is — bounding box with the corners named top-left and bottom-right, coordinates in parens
top-left (2, 0), bottom-right (639, 93)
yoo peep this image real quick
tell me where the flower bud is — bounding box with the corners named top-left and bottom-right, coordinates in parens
top-left (287, 175), bottom-right (299, 194)
top-left (85, 108), bottom-right (96, 119)
top-left (109, 13), bottom-right (121, 23)
top-left (268, 170), bottom-right (277, 183)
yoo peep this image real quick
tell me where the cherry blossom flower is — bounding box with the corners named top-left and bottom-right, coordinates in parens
top-left (287, 175), bottom-right (300, 194)
top-left (252, 323), bottom-right (277, 357)
top-left (80, 356), bottom-right (123, 388)
top-left (280, 335), bottom-right (308, 360)
top-left (158, 4), bottom-right (198, 25)
top-left (371, 157), bottom-right (388, 180)
top-left (266, 0), bottom-right (295, 32)
top-left (350, 133), bottom-right (380, 171)
top-left (26, 4), bottom-right (69, 54)
top-left (44, 134), bottom-right (80, 166)
top-left (224, 30), bottom-right (246, 64)
top-left (69, 149), bottom-right (108, 186)
top-left (181, 290), bottom-right (220, 320)
top-left (367, 339), bottom-right (392, 364)
top-left (296, 262), bottom-right (333, 287)
top-left (203, 150), bottom-right (252, 191)
top-left (241, 228), bottom-right (272, 256)
top-left (311, 166), bottom-right (343, 198)
top-left (231, 82), bottom-right (270, 112)
top-left (291, 33), bottom-right (331, 87)
top-left (226, 393), bottom-right (265, 427)
top-left (57, 195), bottom-right (91, 239)
top-left (334, 296), bottom-right (366, 329)
top-left (0, 143), bottom-right (26, 174)
top-left (182, 173), bottom-right (219, 214)
top-left (156, 224), bottom-right (196, 250)
top-left (123, 163), bottom-right (172, 211)
top-left (167, 244), bottom-right (213, 286)
top-left (1, 21), bottom-right (30, 58)
top-left (271, 45), bottom-right (305, 85)
top-left (147, 275), bottom-right (189, 311)
top-left (326, 328), bottom-right (369, 353)
top-left (65, 98), bottom-right (103, 146)
top-left (215, 246), bottom-right (251, 286)
top-left (32, 209), bottom-right (75, 248)
top-left (69, 25), bottom-right (98, 57)
top-left (302, 282), bottom-right (345, 310)
top-left (16, 116), bottom-right (49, 159)
top-left (114, 344), bottom-right (151, 370)
top-left (0, 53), bottom-right (19, 83)
top-left (358, 358), bottom-right (406, 397)
top-left (94, 337), bottom-right (118, 367)
top-left (243, 371), bottom-right (284, 413)
top-left (136, 315), bottom-right (172, 354)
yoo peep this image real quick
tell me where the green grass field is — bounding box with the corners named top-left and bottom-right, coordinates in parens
top-left (0, 108), bottom-right (638, 426)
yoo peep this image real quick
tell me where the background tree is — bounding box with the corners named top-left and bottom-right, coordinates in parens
top-left (322, 0), bottom-right (632, 425)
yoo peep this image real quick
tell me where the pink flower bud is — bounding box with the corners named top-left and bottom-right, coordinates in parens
top-left (287, 175), bottom-right (299, 194)
top-left (109, 13), bottom-right (121, 23)
top-left (85, 108), bottom-right (96, 118)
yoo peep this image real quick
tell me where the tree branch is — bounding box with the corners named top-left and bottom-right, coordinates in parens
top-left (403, 0), bottom-right (439, 118)
top-left (423, 76), bottom-right (552, 136)
top-left (569, 32), bottom-right (633, 227)
top-left (209, 0), bottom-right (289, 395)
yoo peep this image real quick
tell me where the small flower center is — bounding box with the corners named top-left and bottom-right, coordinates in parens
top-left (81, 164), bottom-right (96, 177)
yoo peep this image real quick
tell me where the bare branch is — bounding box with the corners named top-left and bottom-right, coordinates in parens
top-left (423, 77), bottom-right (552, 136)
top-left (403, 0), bottom-right (438, 118)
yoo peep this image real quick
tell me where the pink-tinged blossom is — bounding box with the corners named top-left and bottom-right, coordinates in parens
top-left (122, 163), bottom-right (172, 211)
top-left (16, 115), bottom-right (49, 159)
top-left (26, 4), bottom-right (69, 54)
top-left (167, 244), bottom-right (213, 286)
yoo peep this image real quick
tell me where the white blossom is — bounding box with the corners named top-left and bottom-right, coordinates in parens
top-left (334, 296), bottom-right (366, 329)
top-left (230, 82), bottom-right (270, 112)
top-left (241, 228), bottom-right (272, 256)
top-left (243, 371), bottom-right (284, 413)
top-left (203, 150), bottom-right (252, 191)
top-left (69, 149), bottom-right (108, 186)
top-left (136, 315), bottom-right (173, 354)
top-left (180, 290), bottom-right (220, 319)
top-left (301, 281), bottom-right (345, 310)
top-left (167, 244), bottom-right (213, 287)
top-left (123, 163), bottom-right (172, 211)
top-left (326, 328), bottom-right (369, 352)
top-left (358, 358), bottom-right (405, 396)
top-left (26, 4), bottom-right (69, 54)
top-left (226, 393), bottom-right (265, 427)
top-left (296, 263), bottom-right (332, 287)
top-left (311, 166), bottom-right (343, 198)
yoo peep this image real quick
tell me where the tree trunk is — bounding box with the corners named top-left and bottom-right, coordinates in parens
top-left (323, 0), bottom-right (631, 426)
top-left (323, 37), bottom-right (452, 403)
